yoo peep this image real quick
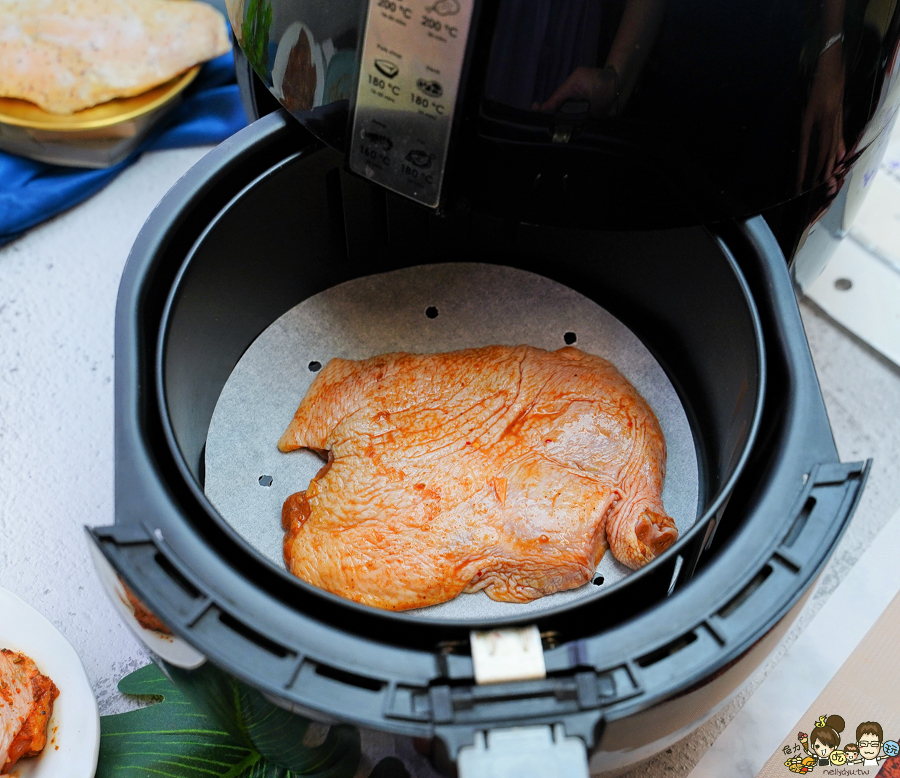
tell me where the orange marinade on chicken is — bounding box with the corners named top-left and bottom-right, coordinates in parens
top-left (0, 649), bottom-right (59, 775)
top-left (278, 345), bottom-right (677, 611)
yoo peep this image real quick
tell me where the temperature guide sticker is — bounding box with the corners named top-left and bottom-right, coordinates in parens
top-left (348, 0), bottom-right (473, 208)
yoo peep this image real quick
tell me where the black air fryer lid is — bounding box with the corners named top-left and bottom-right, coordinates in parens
top-left (226, 0), bottom-right (900, 227)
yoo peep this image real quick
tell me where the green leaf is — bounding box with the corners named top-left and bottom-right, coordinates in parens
top-left (238, 685), bottom-right (360, 778)
top-left (243, 0), bottom-right (273, 83)
top-left (97, 665), bottom-right (360, 778)
top-left (98, 664), bottom-right (257, 778)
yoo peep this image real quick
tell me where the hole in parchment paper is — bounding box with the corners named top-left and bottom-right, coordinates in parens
top-left (308, 361), bottom-right (322, 372)
top-left (425, 306), bottom-right (439, 319)
top-left (564, 331), bottom-right (577, 345)
top-left (834, 278), bottom-right (852, 291)
top-left (258, 475), bottom-right (273, 487)
top-left (592, 575), bottom-right (604, 586)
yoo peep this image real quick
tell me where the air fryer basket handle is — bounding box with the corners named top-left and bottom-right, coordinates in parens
top-left (457, 725), bottom-right (590, 778)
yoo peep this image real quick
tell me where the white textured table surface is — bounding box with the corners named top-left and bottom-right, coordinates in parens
top-left (0, 146), bottom-right (211, 714)
top-left (1, 143), bottom-right (899, 778)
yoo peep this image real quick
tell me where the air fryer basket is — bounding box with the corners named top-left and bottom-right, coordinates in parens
top-left (90, 112), bottom-right (867, 774)
top-left (158, 135), bottom-right (764, 614)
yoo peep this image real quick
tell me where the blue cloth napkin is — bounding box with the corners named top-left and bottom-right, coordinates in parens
top-left (0, 51), bottom-right (248, 248)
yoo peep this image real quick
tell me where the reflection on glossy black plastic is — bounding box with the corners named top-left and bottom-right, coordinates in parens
top-left (227, 0), bottom-right (900, 228)
top-left (472, 0), bottom-right (900, 225)
top-left (228, 0), bottom-right (361, 106)
top-left (484, 0), bottom-right (665, 119)
top-left (237, 0), bottom-right (274, 85)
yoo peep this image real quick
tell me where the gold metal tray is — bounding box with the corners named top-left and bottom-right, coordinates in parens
top-left (0, 66), bottom-right (200, 132)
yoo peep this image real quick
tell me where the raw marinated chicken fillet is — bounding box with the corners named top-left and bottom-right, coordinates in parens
top-left (279, 345), bottom-right (677, 611)
top-left (0, 649), bottom-right (59, 775)
top-left (0, 0), bottom-right (230, 114)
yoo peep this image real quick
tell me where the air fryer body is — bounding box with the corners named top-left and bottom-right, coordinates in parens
top-left (88, 0), bottom-right (895, 774)
top-left (90, 111), bottom-right (868, 776)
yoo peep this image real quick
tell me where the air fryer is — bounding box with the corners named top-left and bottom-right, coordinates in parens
top-left (89, 0), bottom-right (896, 775)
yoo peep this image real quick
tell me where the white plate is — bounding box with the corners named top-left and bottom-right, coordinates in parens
top-left (0, 588), bottom-right (99, 778)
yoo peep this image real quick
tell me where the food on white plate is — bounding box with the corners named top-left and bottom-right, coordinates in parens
top-left (279, 345), bottom-right (677, 611)
top-left (0, 0), bottom-right (231, 115)
top-left (282, 26), bottom-right (316, 112)
top-left (0, 648), bottom-right (59, 775)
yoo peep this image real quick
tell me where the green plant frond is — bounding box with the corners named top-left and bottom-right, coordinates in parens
top-left (98, 664), bottom-right (361, 778)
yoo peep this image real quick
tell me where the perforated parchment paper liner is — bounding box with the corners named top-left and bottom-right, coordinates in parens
top-left (205, 263), bottom-right (699, 621)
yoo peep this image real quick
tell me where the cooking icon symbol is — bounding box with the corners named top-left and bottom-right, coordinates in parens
top-left (416, 78), bottom-right (443, 98)
top-left (406, 149), bottom-right (434, 168)
top-left (374, 59), bottom-right (399, 79)
top-left (426, 0), bottom-right (460, 15)
top-left (363, 130), bottom-right (393, 152)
